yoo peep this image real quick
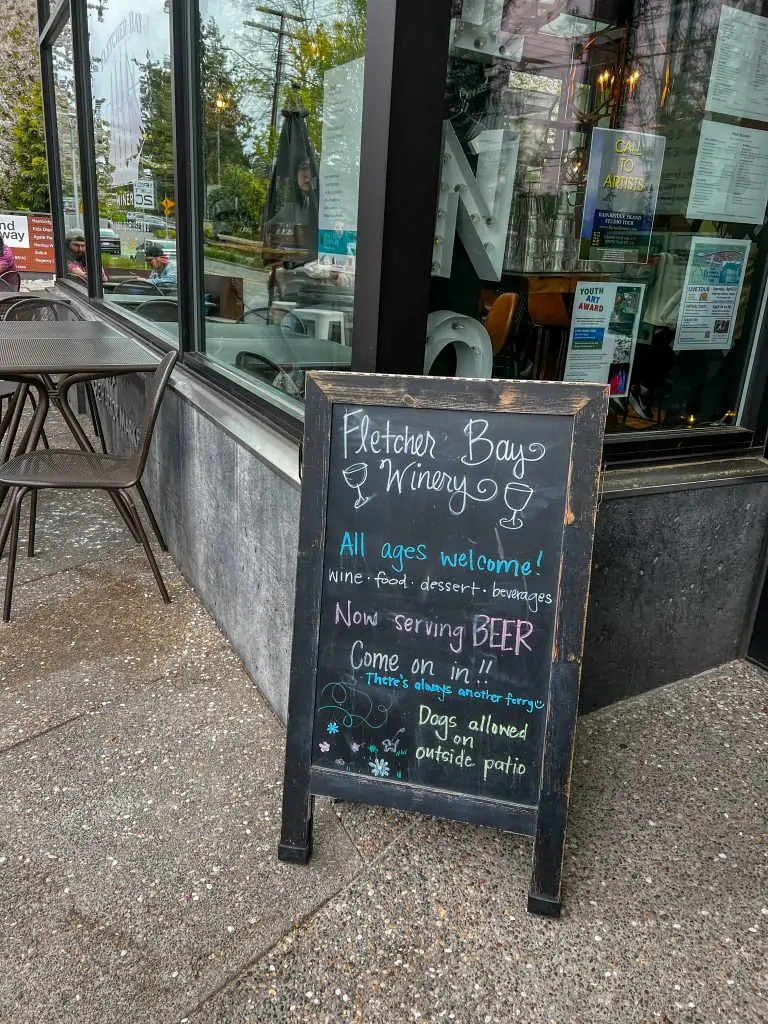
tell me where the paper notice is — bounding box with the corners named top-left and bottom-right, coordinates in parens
top-left (686, 120), bottom-right (768, 224)
top-left (318, 57), bottom-right (365, 271)
top-left (564, 282), bottom-right (645, 397)
top-left (673, 238), bottom-right (750, 352)
top-left (706, 5), bottom-right (768, 121)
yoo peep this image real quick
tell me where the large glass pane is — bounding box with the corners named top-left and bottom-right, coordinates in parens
top-left (430, 1), bottom-right (768, 435)
top-left (195, 0), bottom-right (367, 408)
top-left (88, 2), bottom-right (179, 337)
top-left (53, 21), bottom-right (87, 284)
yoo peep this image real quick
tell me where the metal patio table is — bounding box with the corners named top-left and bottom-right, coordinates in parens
top-left (0, 320), bottom-right (161, 546)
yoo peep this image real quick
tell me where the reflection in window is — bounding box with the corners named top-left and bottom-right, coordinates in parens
top-left (196, 0), bottom-right (367, 408)
top-left (53, 22), bottom-right (88, 284)
top-left (88, 3), bottom-right (179, 336)
top-left (430, 0), bottom-right (768, 435)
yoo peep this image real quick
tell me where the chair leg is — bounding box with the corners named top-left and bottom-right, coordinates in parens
top-left (0, 387), bottom-right (20, 442)
top-left (0, 383), bottom-right (28, 465)
top-left (3, 488), bottom-right (28, 622)
top-left (136, 482), bottom-right (167, 552)
top-left (105, 489), bottom-right (142, 544)
top-left (25, 392), bottom-right (49, 450)
top-left (85, 382), bottom-right (107, 454)
top-left (119, 489), bottom-right (170, 604)
top-left (27, 490), bottom-right (37, 558)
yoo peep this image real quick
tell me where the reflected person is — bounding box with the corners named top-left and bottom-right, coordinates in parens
top-left (144, 241), bottom-right (177, 287)
top-left (264, 158), bottom-right (318, 260)
top-left (66, 229), bottom-right (107, 283)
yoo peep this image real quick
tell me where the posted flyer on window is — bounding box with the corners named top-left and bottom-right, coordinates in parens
top-left (579, 127), bottom-right (665, 263)
top-left (673, 238), bottom-right (750, 352)
top-left (686, 121), bottom-right (768, 224)
top-left (563, 282), bottom-right (645, 397)
top-left (706, 5), bottom-right (768, 121)
top-left (318, 57), bottom-right (364, 272)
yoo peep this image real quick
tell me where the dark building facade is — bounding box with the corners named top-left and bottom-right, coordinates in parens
top-left (37, 0), bottom-right (768, 721)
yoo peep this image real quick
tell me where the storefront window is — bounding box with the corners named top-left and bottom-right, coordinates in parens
top-left (53, 21), bottom-right (87, 284)
top-left (194, 0), bottom-right (366, 407)
top-left (430, 1), bottom-right (768, 434)
top-left (88, 2), bottom-right (179, 338)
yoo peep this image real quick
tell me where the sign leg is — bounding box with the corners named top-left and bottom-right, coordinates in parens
top-left (278, 755), bottom-right (314, 863)
top-left (528, 807), bottom-right (566, 917)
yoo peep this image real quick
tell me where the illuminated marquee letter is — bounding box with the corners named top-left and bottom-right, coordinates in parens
top-left (432, 121), bottom-right (519, 282)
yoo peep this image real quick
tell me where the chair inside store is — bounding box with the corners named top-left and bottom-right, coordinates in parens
top-left (240, 306), bottom-right (307, 335)
top-left (133, 299), bottom-right (179, 322)
top-left (235, 350), bottom-right (304, 399)
top-left (112, 278), bottom-right (164, 296)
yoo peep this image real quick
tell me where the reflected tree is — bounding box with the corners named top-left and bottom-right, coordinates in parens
top-left (6, 80), bottom-right (50, 212)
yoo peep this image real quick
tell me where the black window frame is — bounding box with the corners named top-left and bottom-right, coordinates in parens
top-left (38, 0), bottom-right (768, 461)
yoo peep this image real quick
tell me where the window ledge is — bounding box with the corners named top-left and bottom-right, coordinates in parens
top-left (602, 455), bottom-right (768, 500)
top-left (169, 362), bottom-right (301, 489)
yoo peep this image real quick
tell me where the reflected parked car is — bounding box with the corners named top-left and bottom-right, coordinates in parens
top-left (132, 239), bottom-right (177, 262)
top-left (99, 228), bottom-right (121, 255)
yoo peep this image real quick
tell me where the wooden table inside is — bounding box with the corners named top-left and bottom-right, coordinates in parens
top-left (497, 272), bottom-right (611, 295)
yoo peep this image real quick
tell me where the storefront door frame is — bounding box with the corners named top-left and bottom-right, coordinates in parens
top-left (352, 0), bottom-right (453, 374)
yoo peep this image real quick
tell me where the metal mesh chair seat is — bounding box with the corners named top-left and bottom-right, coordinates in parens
top-left (0, 448), bottom-right (139, 489)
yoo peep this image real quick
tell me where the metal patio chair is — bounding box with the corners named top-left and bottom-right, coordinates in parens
top-left (235, 350), bottom-right (303, 399)
top-left (240, 306), bottom-right (307, 334)
top-left (112, 278), bottom-right (163, 296)
top-left (0, 271), bottom-right (21, 293)
top-left (133, 298), bottom-right (179, 322)
top-left (3, 297), bottom-right (106, 452)
top-left (0, 349), bottom-right (177, 622)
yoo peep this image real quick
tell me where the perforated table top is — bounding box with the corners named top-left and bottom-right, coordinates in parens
top-left (0, 321), bottom-right (160, 376)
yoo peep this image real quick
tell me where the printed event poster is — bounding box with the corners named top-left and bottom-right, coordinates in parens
top-left (706, 5), bottom-right (768, 122)
top-left (674, 238), bottom-right (750, 352)
top-left (580, 127), bottom-right (665, 262)
top-left (563, 282), bottom-right (645, 397)
top-left (318, 57), bottom-right (364, 271)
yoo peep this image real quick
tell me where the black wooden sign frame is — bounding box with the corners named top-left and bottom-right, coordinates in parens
top-left (279, 372), bottom-right (607, 917)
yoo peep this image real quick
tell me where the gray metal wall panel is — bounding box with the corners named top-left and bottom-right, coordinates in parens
top-left (94, 376), bottom-right (768, 723)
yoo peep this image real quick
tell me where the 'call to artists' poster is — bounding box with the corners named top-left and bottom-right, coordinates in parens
top-left (580, 128), bottom-right (665, 263)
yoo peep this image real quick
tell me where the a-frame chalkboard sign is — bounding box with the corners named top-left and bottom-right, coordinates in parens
top-left (279, 372), bottom-right (607, 917)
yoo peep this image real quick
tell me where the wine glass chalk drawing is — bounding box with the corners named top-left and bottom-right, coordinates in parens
top-left (499, 482), bottom-right (534, 530)
top-left (343, 462), bottom-right (372, 508)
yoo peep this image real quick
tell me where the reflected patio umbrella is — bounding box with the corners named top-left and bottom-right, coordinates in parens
top-left (263, 101), bottom-right (319, 268)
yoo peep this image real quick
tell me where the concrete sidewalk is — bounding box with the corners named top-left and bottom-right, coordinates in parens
top-left (0, 416), bottom-right (766, 1024)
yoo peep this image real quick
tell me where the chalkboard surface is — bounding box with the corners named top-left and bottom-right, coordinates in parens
top-left (314, 402), bottom-right (571, 805)
top-left (280, 373), bottom-right (607, 917)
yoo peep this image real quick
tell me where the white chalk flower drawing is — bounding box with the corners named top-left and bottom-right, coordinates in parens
top-left (319, 741), bottom-right (331, 753)
top-left (369, 758), bottom-right (390, 777)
